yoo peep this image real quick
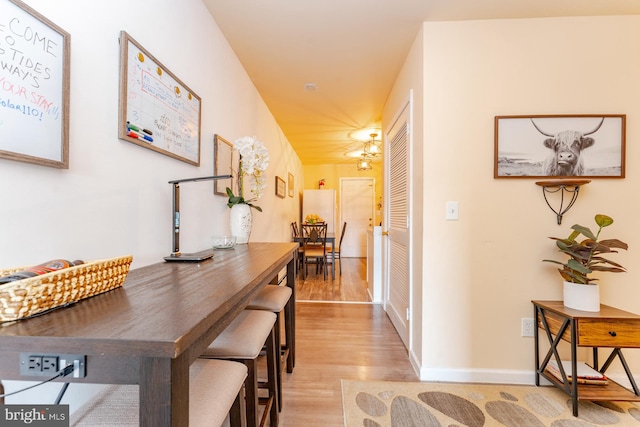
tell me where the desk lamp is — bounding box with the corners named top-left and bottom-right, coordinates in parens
top-left (164, 175), bottom-right (232, 262)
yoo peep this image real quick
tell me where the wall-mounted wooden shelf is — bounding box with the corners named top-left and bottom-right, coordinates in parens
top-left (535, 179), bottom-right (591, 224)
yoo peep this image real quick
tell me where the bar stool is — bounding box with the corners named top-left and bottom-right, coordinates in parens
top-left (246, 284), bottom-right (293, 411)
top-left (201, 310), bottom-right (279, 427)
top-left (70, 359), bottom-right (247, 427)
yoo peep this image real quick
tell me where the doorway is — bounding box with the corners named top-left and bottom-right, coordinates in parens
top-left (339, 177), bottom-right (375, 258)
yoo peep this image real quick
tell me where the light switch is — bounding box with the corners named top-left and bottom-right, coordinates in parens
top-left (446, 201), bottom-right (459, 220)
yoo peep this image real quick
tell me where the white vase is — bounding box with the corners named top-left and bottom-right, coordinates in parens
top-left (230, 204), bottom-right (252, 244)
top-left (563, 281), bottom-right (600, 312)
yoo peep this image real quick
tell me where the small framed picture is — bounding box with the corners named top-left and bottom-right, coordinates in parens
top-left (275, 176), bottom-right (286, 198)
top-left (494, 115), bottom-right (625, 178)
top-left (288, 173), bottom-right (294, 197)
top-left (213, 135), bottom-right (234, 196)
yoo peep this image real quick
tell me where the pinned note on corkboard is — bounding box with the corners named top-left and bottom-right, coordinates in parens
top-left (0, 0), bottom-right (70, 169)
top-left (118, 31), bottom-right (202, 166)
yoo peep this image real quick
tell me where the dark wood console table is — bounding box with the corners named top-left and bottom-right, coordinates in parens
top-left (533, 300), bottom-right (640, 416)
top-left (0, 242), bottom-right (298, 426)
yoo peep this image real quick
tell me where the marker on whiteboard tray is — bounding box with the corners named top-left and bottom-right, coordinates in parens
top-left (127, 121), bottom-right (153, 136)
top-left (128, 129), bottom-right (153, 142)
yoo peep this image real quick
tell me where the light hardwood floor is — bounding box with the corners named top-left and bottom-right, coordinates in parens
top-left (273, 257), bottom-right (418, 426)
top-left (295, 257), bottom-right (371, 302)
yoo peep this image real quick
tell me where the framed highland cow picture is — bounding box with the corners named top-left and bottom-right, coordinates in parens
top-left (494, 115), bottom-right (625, 178)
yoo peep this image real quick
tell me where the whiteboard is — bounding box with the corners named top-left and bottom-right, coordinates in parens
top-left (0, 0), bottom-right (70, 168)
top-left (118, 31), bottom-right (201, 166)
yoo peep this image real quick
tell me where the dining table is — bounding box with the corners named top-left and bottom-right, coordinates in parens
top-left (293, 232), bottom-right (336, 279)
top-left (0, 242), bottom-right (298, 426)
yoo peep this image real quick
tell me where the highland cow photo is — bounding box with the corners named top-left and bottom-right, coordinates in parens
top-left (494, 115), bottom-right (625, 178)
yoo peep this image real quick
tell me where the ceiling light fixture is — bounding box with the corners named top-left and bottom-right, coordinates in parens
top-left (363, 133), bottom-right (382, 157)
top-left (356, 155), bottom-right (373, 171)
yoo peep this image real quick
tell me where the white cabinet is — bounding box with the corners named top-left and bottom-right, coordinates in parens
top-left (302, 189), bottom-right (336, 233)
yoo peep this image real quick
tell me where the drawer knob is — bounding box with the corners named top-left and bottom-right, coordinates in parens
top-left (609, 331), bottom-right (617, 337)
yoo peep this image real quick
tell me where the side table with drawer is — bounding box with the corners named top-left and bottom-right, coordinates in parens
top-left (532, 300), bottom-right (640, 416)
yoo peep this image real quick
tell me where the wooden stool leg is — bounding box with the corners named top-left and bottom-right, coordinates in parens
top-left (229, 386), bottom-right (245, 427)
top-left (244, 359), bottom-right (259, 427)
top-left (274, 313), bottom-right (283, 412)
top-left (266, 326), bottom-right (279, 427)
top-left (284, 299), bottom-right (294, 373)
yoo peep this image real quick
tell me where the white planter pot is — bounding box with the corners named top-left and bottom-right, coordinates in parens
top-left (563, 281), bottom-right (600, 312)
top-left (230, 204), bottom-right (252, 244)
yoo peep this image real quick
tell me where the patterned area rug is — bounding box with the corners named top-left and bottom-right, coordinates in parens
top-left (342, 380), bottom-right (640, 426)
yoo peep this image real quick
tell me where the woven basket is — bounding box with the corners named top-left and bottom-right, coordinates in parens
top-left (0, 255), bottom-right (133, 322)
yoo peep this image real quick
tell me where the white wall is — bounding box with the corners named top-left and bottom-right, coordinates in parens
top-left (390, 16), bottom-right (640, 383)
top-left (1, 0), bottom-right (302, 410)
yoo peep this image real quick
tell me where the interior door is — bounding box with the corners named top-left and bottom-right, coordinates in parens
top-left (384, 96), bottom-right (411, 349)
top-left (339, 178), bottom-right (374, 257)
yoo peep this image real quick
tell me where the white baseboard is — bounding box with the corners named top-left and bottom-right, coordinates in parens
top-left (409, 348), bottom-right (421, 378)
top-left (417, 366), bottom-right (640, 389)
top-left (419, 367), bottom-right (538, 385)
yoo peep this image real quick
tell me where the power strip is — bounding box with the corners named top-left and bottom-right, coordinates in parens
top-left (19, 353), bottom-right (86, 377)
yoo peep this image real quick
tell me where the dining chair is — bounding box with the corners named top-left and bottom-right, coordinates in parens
top-left (290, 221), bottom-right (303, 271)
top-left (301, 223), bottom-right (328, 279)
top-left (325, 222), bottom-right (347, 275)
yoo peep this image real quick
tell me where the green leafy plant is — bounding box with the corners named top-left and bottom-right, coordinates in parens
top-left (226, 187), bottom-right (262, 212)
top-left (543, 214), bottom-right (628, 284)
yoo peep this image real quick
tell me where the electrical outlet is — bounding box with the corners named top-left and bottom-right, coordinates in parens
top-left (41, 356), bottom-right (59, 373)
top-left (20, 353), bottom-right (86, 377)
top-left (521, 318), bottom-right (535, 337)
top-left (27, 355), bottom-right (42, 371)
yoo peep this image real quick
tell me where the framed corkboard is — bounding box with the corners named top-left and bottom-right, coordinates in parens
top-left (0, 0), bottom-right (70, 168)
top-left (118, 31), bottom-right (201, 165)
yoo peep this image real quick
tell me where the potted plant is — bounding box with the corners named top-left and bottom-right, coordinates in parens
top-left (543, 214), bottom-right (628, 311)
top-left (226, 136), bottom-right (269, 244)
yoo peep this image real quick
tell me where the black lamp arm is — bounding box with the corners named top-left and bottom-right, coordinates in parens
top-left (169, 174), bottom-right (233, 257)
top-left (168, 174), bottom-right (232, 184)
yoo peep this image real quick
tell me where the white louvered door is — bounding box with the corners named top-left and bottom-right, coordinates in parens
top-left (384, 97), bottom-right (411, 349)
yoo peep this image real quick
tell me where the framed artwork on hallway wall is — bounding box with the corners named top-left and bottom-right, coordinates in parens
top-left (494, 115), bottom-right (625, 179)
top-left (288, 173), bottom-right (294, 197)
top-left (276, 176), bottom-right (286, 198)
top-left (214, 134), bottom-right (234, 196)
